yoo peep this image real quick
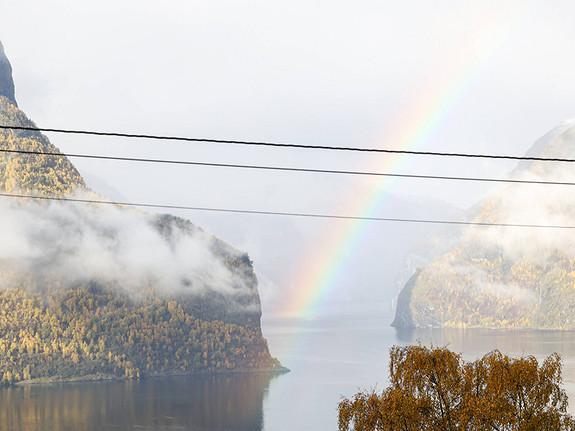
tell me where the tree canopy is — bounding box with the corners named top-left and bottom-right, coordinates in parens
top-left (339, 344), bottom-right (575, 430)
top-left (0, 285), bottom-right (283, 385)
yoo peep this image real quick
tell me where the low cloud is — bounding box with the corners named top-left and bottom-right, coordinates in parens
top-left (463, 164), bottom-right (575, 262)
top-left (0, 192), bottom-right (255, 302)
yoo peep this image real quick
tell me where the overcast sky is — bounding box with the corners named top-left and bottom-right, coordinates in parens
top-left (1, 1), bottom-right (574, 314)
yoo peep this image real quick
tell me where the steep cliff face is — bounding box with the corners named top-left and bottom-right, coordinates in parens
top-left (393, 121), bottom-right (575, 329)
top-left (0, 41), bottom-right (283, 385)
top-left (0, 42), bottom-right (17, 107)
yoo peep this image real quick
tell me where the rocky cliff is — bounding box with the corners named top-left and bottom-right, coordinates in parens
top-left (0, 42), bottom-right (16, 106)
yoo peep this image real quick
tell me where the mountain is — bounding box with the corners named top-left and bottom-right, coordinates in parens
top-left (0, 42), bottom-right (284, 385)
top-left (393, 121), bottom-right (575, 329)
top-left (0, 42), bottom-right (16, 107)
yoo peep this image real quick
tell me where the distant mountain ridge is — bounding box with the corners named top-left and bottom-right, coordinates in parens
top-left (393, 121), bottom-right (575, 329)
top-left (0, 41), bottom-right (283, 385)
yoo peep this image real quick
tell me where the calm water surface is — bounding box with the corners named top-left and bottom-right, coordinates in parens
top-left (3, 303), bottom-right (575, 430)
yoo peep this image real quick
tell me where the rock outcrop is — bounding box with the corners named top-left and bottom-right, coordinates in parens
top-left (0, 41), bottom-right (17, 107)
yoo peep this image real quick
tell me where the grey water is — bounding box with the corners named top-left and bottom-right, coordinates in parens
top-left (2, 303), bottom-right (575, 430)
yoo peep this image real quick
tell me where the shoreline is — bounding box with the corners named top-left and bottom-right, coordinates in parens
top-left (14, 366), bottom-right (290, 387)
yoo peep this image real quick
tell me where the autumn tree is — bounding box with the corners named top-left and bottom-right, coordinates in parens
top-left (339, 345), bottom-right (575, 431)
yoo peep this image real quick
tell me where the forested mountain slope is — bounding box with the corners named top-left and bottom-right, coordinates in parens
top-left (393, 120), bottom-right (575, 329)
top-left (0, 41), bottom-right (283, 385)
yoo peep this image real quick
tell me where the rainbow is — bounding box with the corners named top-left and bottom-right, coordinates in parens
top-left (280, 3), bottom-right (535, 318)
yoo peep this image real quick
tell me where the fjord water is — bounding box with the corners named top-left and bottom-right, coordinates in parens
top-left (2, 303), bottom-right (575, 430)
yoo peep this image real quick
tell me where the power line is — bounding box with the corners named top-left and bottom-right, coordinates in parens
top-left (1, 147), bottom-right (575, 188)
top-left (2, 191), bottom-right (575, 230)
top-left (1, 124), bottom-right (575, 163)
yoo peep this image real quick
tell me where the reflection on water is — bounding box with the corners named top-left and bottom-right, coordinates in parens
top-left (396, 327), bottom-right (575, 358)
top-left (262, 305), bottom-right (575, 430)
top-left (0, 373), bottom-right (276, 431)
top-left (3, 306), bottom-right (575, 431)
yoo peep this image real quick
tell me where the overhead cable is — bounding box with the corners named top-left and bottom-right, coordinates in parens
top-left (1, 147), bottom-right (575, 187)
top-left (1, 124), bottom-right (574, 163)
top-left (2, 191), bottom-right (575, 230)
